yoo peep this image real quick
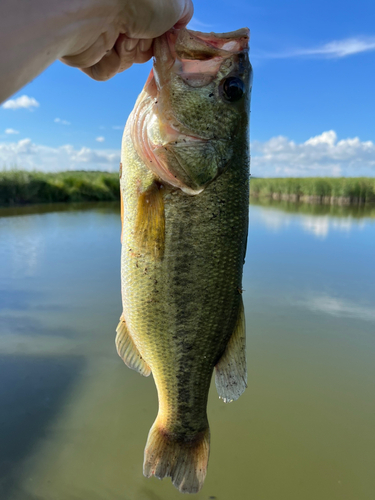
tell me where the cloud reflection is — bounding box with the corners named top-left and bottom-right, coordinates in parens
top-left (251, 206), bottom-right (368, 240)
top-left (301, 294), bottom-right (375, 323)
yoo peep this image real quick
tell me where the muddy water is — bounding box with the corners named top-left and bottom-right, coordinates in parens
top-left (0, 201), bottom-right (374, 500)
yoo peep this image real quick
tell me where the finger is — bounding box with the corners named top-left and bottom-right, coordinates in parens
top-left (116, 35), bottom-right (153, 73)
top-left (133, 40), bottom-right (153, 64)
top-left (116, 36), bottom-right (138, 74)
top-left (82, 35), bottom-right (153, 80)
top-left (174, 0), bottom-right (194, 29)
top-left (124, 0), bottom-right (194, 39)
top-left (81, 46), bottom-right (121, 81)
top-left (61, 29), bottom-right (117, 69)
top-left (138, 38), bottom-right (153, 54)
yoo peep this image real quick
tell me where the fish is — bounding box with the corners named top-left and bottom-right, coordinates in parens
top-left (117, 27), bottom-right (252, 494)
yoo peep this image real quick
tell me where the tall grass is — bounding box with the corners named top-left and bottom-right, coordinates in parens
top-left (1, 171), bottom-right (375, 206)
top-left (0, 170), bottom-right (120, 206)
top-left (250, 177), bottom-right (375, 204)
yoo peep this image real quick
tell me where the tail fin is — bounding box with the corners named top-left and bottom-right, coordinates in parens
top-left (143, 420), bottom-right (210, 494)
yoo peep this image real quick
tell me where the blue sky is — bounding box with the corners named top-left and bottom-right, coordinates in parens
top-left (1, 0), bottom-right (375, 177)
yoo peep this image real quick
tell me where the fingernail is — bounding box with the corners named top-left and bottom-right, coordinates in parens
top-left (139, 38), bottom-right (153, 53)
top-left (123, 37), bottom-right (138, 51)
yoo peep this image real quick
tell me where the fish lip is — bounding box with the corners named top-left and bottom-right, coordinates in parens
top-left (153, 28), bottom-right (250, 91)
top-left (170, 27), bottom-right (250, 56)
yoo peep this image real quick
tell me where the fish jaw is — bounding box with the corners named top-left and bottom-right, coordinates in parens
top-left (130, 27), bottom-right (251, 195)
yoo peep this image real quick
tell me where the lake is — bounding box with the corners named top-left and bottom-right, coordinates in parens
top-left (0, 200), bottom-right (374, 500)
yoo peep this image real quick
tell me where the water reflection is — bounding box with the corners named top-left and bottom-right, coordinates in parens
top-left (298, 294), bottom-right (375, 323)
top-left (0, 201), bottom-right (120, 218)
top-left (250, 198), bottom-right (374, 239)
top-left (250, 197), bottom-right (375, 218)
top-left (0, 355), bottom-right (85, 498)
top-left (0, 201), bottom-right (374, 500)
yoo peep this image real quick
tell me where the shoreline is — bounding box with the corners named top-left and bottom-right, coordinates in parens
top-left (250, 177), bottom-right (375, 205)
top-left (1, 171), bottom-right (375, 207)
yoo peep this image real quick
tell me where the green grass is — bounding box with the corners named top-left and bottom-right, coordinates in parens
top-left (0, 170), bottom-right (120, 206)
top-left (1, 171), bottom-right (375, 206)
top-left (250, 177), bottom-right (375, 203)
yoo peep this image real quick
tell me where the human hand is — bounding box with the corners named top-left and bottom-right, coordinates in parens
top-left (60, 0), bottom-right (194, 81)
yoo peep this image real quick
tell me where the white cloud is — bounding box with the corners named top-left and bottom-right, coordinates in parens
top-left (112, 126), bottom-right (123, 130)
top-left (5, 128), bottom-right (19, 134)
top-left (1, 130), bottom-right (374, 179)
top-left (187, 18), bottom-right (214, 30)
top-left (259, 36), bottom-right (375, 59)
top-left (96, 136), bottom-right (105, 142)
top-left (2, 95), bottom-right (40, 110)
top-left (251, 130), bottom-right (375, 177)
top-left (54, 118), bottom-right (71, 125)
top-left (299, 37), bottom-right (375, 58)
top-left (0, 138), bottom-right (120, 171)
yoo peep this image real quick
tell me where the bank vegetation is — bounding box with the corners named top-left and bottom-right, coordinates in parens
top-left (1, 171), bottom-right (375, 206)
top-left (0, 170), bottom-right (120, 206)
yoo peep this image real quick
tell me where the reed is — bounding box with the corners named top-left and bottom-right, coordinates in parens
top-left (1, 171), bottom-right (375, 206)
top-left (0, 170), bottom-right (120, 206)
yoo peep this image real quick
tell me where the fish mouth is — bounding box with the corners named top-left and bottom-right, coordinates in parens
top-left (153, 28), bottom-right (250, 89)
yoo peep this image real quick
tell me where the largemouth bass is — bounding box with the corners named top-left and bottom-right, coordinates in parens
top-left (117, 27), bottom-right (252, 494)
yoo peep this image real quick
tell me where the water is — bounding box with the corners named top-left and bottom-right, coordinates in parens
top-left (0, 200), bottom-right (374, 500)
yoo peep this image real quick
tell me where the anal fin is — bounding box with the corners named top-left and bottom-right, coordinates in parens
top-left (215, 297), bottom-right (247, 403)
top-left (116, 315), bottom-right (151, 377)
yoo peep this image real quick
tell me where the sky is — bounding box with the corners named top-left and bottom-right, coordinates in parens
top-left (0, 0), bottom-right (374, 177)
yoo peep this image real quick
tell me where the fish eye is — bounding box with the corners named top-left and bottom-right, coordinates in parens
top-left (222, 77), bottom-right (245, 102)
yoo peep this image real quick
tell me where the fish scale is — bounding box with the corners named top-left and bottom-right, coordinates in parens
top-left (117, 26), bottom-right (252, 494)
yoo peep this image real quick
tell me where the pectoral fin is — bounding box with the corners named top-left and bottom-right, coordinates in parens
top-left (116, 316), bottom-right (151, 377)
top-left (135, 181), bottom-right (165, 259)
top-left (215, 298), bottom-right (247, 403)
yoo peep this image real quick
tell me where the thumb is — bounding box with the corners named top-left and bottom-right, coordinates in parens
top-left (123, 0), bottom-right (194, 39)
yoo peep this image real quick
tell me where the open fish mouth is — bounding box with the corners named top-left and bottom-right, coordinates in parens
top-left (130, 27), bottom-right (250, 194)
top-left (157, 28), bottom-right (250, 89)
